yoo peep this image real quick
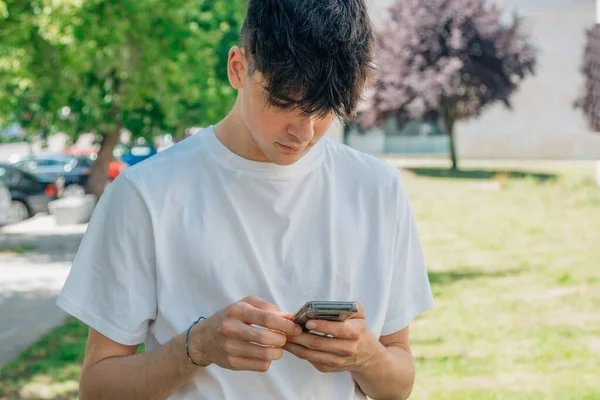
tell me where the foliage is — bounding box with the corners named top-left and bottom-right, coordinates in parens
top-left (1, 0), bottom-right (245, 139)
top-left (0, 0), bottom-right (246, 194)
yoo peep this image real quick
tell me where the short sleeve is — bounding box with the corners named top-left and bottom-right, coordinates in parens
top-left (381, 185), bottom-right (434, 336)
top-left (56, 174), bottom-right (157, 345)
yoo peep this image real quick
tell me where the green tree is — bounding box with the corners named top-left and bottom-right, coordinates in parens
top-left (0, 0), bottom-right (245, 196)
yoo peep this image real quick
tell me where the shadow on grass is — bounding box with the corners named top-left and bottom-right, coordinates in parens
top-left (0, 317), bottom-right (145, 400)
top-left (0, 317), bottom-right (86, 399)
top-left (414, 354), bottom-right (465, 365)
top-left (413, 354), bottom-right (496, 374)
top-left (428, 268), bottom-right (522, 286)
top-left (405, 167), bottom-right (557, 182)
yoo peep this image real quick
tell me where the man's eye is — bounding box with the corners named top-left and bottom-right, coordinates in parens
top-left (273, 102), bottom-right (292, 110)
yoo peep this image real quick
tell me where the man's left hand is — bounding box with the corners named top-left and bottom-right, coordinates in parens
top-left (283, 304), bottom-right (385, 373)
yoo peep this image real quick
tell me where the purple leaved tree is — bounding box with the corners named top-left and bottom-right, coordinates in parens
top-left (361, 0), bottom-right (537, 170)
top-left (578, 24), bottom-right (600, 132)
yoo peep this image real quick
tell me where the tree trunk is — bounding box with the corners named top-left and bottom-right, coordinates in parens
top-left (448, 128), bottom-right (458, 171)
top-left (443, 107), bottom-right (458, 171)
top-left (87, 126), bottom-right (120, 198)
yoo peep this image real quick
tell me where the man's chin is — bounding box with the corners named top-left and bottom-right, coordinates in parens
top-left (268, 152), bottom-right (304, 166)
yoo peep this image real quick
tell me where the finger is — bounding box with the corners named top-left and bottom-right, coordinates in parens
top-left (224, 339), bottom-right (284, 361)
top-left (283, 342), bottom-right (347, 369)
top-left (242, 296), bottom-right (281, 313)
top-left (239, 303), bottom-right (302, 336)
top-left (287, 333), bottom-right (358, 357)
top-left (226, 356), bottom-right (272, 372)
top-left (224, 320), bottom-right (288, 347)
top-left (278, 311), bottom-right (293, 319)
top-left (303, 320), bottom-right (360, 340)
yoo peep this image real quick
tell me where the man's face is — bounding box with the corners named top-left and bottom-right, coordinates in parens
top-left (239, 72), bottom-right (335, 166)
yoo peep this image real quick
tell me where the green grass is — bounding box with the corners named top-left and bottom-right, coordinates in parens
top-left (1, 162), bottom-right (599, 399)
top-left (0, 318), bottom-right (87, 399)
top-left (403, 164), bottom-right (600, 400)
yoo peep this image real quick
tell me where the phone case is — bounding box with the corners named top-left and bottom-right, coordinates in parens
top-left (292, 301), bottom-right (358, 327)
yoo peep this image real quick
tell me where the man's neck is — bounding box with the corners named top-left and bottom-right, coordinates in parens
top-left (213, 112), bottom-right (269, 163)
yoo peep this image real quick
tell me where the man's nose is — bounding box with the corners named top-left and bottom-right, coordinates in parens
top-left (287, 117), bottom-right (315, 143)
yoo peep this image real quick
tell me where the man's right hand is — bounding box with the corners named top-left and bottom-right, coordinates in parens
top-left (187, 296), bottom-right (302, 372)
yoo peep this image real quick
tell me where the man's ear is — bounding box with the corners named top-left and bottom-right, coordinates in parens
top-left (228, 46), bottom-right (248, 90)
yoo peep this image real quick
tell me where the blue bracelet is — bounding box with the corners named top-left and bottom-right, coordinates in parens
top-left (186, 316), bottom-right (206, 366)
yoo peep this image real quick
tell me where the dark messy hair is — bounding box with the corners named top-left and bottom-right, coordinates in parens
top-left (240, 0), bottom-right (375, 121)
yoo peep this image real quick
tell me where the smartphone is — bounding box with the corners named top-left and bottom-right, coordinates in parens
top-left (292, 301), bottom-right (358, 328)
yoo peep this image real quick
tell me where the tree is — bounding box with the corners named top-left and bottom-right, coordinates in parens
top-left (360, 0), bottom-right (536, 170)
top-left (577, 24), bottom-right (600, 132)
top-left (0, 1), bottom-right (64, 135)
top-left (0, 0), bottom-right (245, 196)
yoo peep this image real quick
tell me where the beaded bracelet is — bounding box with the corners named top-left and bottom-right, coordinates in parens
top-left (185, 316), bottom-right (206, 366)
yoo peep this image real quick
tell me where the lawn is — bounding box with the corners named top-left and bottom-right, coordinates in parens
top-left (1, 161), bottom-right (599, 399)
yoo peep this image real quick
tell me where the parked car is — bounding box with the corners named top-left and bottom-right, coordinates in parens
top-left (0, 181), bottom-right (11, 226)
top-left (0, 164), bottom-right (58, 223)
top-left (9, 153), bottom-right (90, 197)
top-left (63, 147), bottom-right (129, 181)
top-left (116, 141), bottom-right (158, 166)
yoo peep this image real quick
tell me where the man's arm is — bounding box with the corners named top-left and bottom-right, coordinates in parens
top-left (284, 305), bottom-right (415, 400)
top-left (350, 327), bottom-right (415, 400)
top-left (79, 328), bottom-right (197, 400)
top-left (78, 296), bottom-right (302, 400)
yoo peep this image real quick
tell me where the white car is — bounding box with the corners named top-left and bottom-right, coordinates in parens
top-left (0, 181), bottom-right (11, 226)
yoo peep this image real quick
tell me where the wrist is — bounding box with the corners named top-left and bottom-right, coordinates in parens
top-left (351, 334), bottom-right (388, 374)
top-left (186, 319), bottom-right (212, 368)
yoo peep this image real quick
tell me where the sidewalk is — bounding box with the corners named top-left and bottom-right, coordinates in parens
top-left (0, 216), bottom-right (86, 366)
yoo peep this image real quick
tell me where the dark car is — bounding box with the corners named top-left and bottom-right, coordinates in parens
top-left (0, 164), bottom-right (58, 223)
top-left (64, 147), bottom-right (129, 181)
top-left (10, 153), bottom-right (91, 197)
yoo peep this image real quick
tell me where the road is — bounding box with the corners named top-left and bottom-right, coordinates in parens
top-left (0, 216), bottom-right (86, 366)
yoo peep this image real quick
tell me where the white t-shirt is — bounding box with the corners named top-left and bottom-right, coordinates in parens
top-left (57, 126), bottom-right (434, 399)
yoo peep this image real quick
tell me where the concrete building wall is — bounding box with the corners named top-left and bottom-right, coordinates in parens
top-left (457, 0), bottom-right (599, 159)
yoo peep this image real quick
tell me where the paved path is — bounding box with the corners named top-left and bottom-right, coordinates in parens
top-left (0, 216), bottom-right (86, 366)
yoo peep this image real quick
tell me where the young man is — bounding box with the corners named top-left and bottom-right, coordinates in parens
top-left (57, 0), bottom-right (434, 399)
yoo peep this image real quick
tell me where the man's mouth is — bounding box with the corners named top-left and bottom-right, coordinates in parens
top-left (276, 143), bottom-right (303, 153)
